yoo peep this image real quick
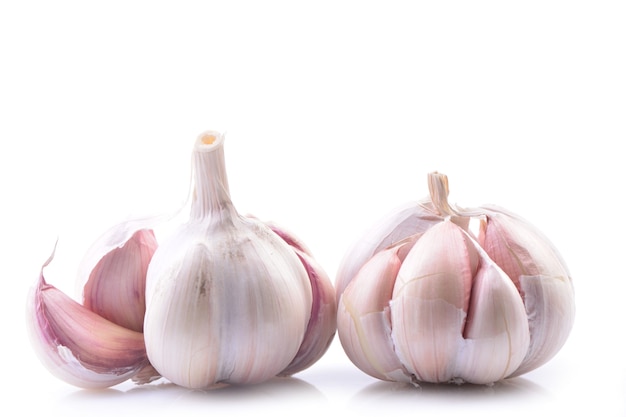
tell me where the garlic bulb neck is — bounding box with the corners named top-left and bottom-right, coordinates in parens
top-left (427, 171), bottom-right (456, 217)
top-left (427, 172), bottom-right (470, 233)
top-left (190, 131), bottom-right (236, 221)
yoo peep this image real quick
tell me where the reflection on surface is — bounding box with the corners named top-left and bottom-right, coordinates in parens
top-left (356, 376), bottom-right (548, 397)
top-left (349, 376), bottom-right (551, 410)
top-left (55, 367), bottom-right (555, 416)
top-left (60, 376), bottom-right (328, 415)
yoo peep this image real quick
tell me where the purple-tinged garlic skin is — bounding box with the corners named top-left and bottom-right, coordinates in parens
top-left (269, 225), bottom-right (337, 377)
top-left (336, 172), bottom-right (575, 385)
top-left (27, 249), bottom-right (150, 389)
top-left (82, 229), bottom-right (158, 332)
top-left (240, 219), bottom-right (337, 377)
top-left (27, 221), bottom-right (161, 389)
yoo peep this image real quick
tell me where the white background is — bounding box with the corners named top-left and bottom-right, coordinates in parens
top-left (1, 1), bottom-right (625, 416)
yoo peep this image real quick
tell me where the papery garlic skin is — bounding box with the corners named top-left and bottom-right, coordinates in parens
top-left (143, 131), bottom-right (331, 389)
top-left (337, 172), bottom-right (574, 385)
top-left (27, 247), bottom-right (150, 389)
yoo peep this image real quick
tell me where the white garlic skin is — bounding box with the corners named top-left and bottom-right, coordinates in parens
top-left (336, 172), bottom-right (575, 385)
top-left (144, 219), bottom-right (312, 388)
top-left (143, 132), bottom-right (313, 389)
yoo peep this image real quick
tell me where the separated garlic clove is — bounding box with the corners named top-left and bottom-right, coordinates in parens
top-left (336, 172), bottom-right (575, 385)
top-left (79, 226), bottom-right (158, 332)
top-left (27, 247), bottom-right (150, 389)
top-left (143, 131), bottom-right (331, 389)
top-left (478, 206), bottom-right (575, 375)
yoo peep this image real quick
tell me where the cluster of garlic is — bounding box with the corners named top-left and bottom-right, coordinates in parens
top-left (27, 132), bottom-right (575, 391)
top-left (27, 131), bottom-right (337, 389)
top-left (335, 172), bottom-right (575, 385)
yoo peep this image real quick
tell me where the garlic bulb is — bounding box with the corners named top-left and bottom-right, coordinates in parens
top-left (143, 131), bottom-right (336, 389)
top-left (336, 172), bottom-right (575, 385)
top-left (27, 130), bottom-right (336, 390)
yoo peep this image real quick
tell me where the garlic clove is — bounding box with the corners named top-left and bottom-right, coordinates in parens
top-left (338, 243), bottom-right (413, 382)
top-left (512, 274), bottom-right (575, 376)
top-left (266, 222), bottom-right (336, 376)
top-left (478, 207), bottom-right (575, 375)
top-left (390, 221), bottom-right (477, 383)
top-left (456, 241), bottom-right (530, 384)
top-left (479, 205), bottom-right (572, 289)
top-left (80, 227), bottom-right (158, 332)
top-left (335, 200), bottom-right (443, 298)
top-left (279, 249), bottom-right (337, 376)
top-left (27, 248), bottom-right (150, 389)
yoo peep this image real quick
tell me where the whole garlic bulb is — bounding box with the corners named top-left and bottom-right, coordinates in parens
top-left (336, 172), bottom-right (575, 385)
top-left (143, 131), bottom-right (336, 389)
top-left (27, 131), bottom-right (336, 390)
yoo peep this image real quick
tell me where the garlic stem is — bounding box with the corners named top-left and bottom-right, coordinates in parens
top-left (190, 131), bottom-right (236, 220)
top-left (427, 172), bottom-right (456, 217)
top-left (427, 172), bottom-right (473, 231)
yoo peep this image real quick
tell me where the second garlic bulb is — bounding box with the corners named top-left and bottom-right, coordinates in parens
top-left (336, 172), bottom-right (575, 385)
